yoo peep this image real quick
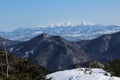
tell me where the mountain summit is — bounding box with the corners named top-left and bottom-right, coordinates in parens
top-left (9, 33), bottom-right (88, 71)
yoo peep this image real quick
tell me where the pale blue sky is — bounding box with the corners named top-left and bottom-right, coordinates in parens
top-left (0, 0), bottom-right (120, 31)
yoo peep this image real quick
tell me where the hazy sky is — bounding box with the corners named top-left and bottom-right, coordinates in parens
top-left (0, 0), bottom-right (120, 31)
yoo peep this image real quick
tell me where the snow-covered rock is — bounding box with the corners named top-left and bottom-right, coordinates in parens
top-left (47, 68), bottom-right (120, 80)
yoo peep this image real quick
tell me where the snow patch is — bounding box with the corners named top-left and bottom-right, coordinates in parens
top-left (9, 47), bottom-right (14, 52)
top-left (15, 46), bottom-right (23, 52)
top-left (47, 68), bottom-right (120, 80)
top-left (30, 50), bottom-right (34, 55)
top-left (33, 31), bottom-right (43, 34)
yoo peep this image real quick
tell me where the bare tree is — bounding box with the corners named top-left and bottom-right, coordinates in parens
top-left (0, 36), bottom-right (9, 77)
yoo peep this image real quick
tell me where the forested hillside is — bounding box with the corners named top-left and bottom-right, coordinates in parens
top-left (0, 50), bottom-right (51, 80)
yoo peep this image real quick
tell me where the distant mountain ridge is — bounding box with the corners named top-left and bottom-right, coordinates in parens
top-left (0, 36), bottom-right (20, 49)
top-left (77, 31), bottom-right (120, 61)
top-left (1, 24), bottom-right (120, 41)
top-left (8, 31), bottom-right (120, 71)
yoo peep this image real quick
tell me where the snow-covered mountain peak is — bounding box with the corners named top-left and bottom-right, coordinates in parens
top-left (80, 22), bottom-right (95, 26)
top-left (49, 22), bottom-right (78, 27)
top-left (36, 22), bottom-right (78, 28)
top-left (39, 22), bottom-right (95, 28)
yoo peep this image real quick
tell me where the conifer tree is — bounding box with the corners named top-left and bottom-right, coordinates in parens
top-left (0, 36), bottom-right (9, 78)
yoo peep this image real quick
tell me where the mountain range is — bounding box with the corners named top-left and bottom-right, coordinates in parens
top-left (8, 33), bottom-right (89, 71)
top-left (7, 31), bottom-right (120, 71)
top-left (1, 23), bottom-right (120, 41)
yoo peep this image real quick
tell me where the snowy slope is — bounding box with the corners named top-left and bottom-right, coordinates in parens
top-left (47, 68), bottom-right (120, 80)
